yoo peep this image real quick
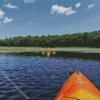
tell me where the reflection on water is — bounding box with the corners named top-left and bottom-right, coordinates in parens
top-left (47, 53), bottom-right (50, 57)
top-left (0, 52), bottom-right (100, 100)
top-left (6, 51), bottom-right (100, 60)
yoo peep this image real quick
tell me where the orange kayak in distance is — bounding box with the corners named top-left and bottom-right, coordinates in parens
top-left (47, 48), bottom-right (51, 53)
top-left (55, 71), bottom-right (100, 100)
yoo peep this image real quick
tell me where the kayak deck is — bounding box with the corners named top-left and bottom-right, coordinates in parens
top-left (55, 71), bottom-right (100, 100)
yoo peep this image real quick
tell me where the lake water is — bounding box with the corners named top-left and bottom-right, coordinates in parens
top-left (0, 52), bottom-right (100, 100)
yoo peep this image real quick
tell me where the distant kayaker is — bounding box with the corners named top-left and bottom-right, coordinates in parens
top-left (47, 47), bottom-right (50, 57)
top-left (47, 47), bottom-right (50, 53)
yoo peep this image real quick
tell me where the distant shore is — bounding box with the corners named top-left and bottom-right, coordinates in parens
top-left (0, 46), bottom-right (100, 53)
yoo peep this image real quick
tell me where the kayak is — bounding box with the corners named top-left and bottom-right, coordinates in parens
top-left (55, 71), bottom-right (100, 100)
top-left (52, 50), bottom-right (56, 54)
top-left (47, 49), bottom-right (50, 53)
top-left (47, 47), bottom-right (51, 53)
top-left (42, 50), bottom-right (45, 55)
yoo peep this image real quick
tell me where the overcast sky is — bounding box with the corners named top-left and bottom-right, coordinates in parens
top-left (0, 0), bottom-right (100, 39)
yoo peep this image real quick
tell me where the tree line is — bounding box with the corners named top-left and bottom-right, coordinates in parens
top-left (0, 30), bottom-right (100, 47)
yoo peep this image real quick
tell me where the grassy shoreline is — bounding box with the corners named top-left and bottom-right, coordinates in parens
top-left (0, 46), bottom-right (100, 53)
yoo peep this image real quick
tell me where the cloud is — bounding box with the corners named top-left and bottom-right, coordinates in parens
top-left (24, 0), bottom-right (35, 3)
top-left (0, 9), bottom-right (5, 18)
top-left (6, 3), bottom-right (18, 9)
top-left (66, 10), bottom-right (76, 16)
top-left (51, 5), bottom-right (76, 16)
top-left (3, 17), bottom-right (13, 23)
top-left (75, 3), bottom-right (81, 8)
top-left (51, 5), bottom-right (71, 14)
top-left (87, 4), bottom-right (95, 9)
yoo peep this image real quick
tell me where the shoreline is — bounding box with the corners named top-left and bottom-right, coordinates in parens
top-left (0, 47), bottom-right (100, 53)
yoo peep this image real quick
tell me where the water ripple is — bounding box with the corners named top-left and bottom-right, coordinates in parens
top-left (0, 54), bottom-right (100, 99)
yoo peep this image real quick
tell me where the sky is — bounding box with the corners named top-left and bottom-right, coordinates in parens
top-left (0, 0), bottom-right (100, 39)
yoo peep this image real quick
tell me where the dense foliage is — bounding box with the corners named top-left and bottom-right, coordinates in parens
top-left (0, 30), bottom-right (100, 47)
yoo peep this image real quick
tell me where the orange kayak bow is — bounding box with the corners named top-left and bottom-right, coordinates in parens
top-left (55, 71), bottom-right (100, 100)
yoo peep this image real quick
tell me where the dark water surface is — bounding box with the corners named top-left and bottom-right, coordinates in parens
top-left (0, 52), bottom-right (100, 100)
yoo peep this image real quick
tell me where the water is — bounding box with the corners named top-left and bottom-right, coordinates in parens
top-left (0, 53), bottom-right (100, 100)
